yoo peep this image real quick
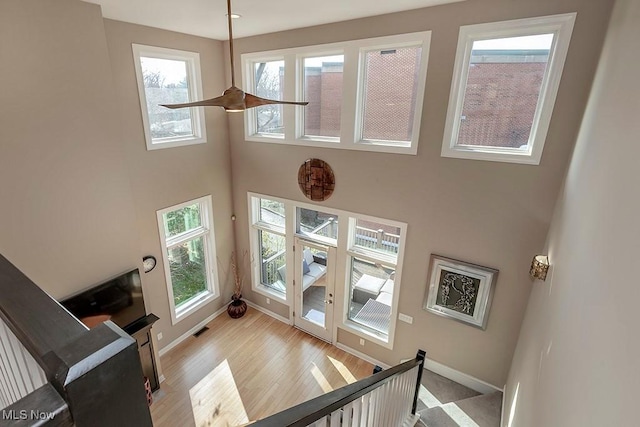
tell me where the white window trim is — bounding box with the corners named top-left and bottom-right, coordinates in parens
top-left (242, 31), bottom-right (431, 155)
top-left (247, 192), bottom-right (407, 349)
top-left (248, 194), bottom-right (291, 302)
top-left (441, 13), bottom-right (576, 165)
top-left (132, 44), bottom-right (207, 151)
top-left (157, 195), bottom-right (220, 325)
top-left (342, 216), bottom-right (407, 349)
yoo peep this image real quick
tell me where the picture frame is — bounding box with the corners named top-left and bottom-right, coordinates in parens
top-left (424, 254), bottom-right (498, 330)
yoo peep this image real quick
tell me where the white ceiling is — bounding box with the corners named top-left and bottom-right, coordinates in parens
top-left (86, 0), bottom-right (464, 40)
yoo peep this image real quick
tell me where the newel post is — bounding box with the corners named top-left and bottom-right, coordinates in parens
top-left (412, 349), bottom-right (426, 414)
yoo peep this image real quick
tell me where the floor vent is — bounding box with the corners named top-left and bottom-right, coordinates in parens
top-left (193, 326), bottom-right (209, 337)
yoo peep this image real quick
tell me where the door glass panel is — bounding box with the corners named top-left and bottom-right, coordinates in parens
top-left (300, 244), bottom-right (329, 327)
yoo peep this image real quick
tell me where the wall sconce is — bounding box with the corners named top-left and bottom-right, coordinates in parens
top-left (530, 255), bottom-right (549, 281)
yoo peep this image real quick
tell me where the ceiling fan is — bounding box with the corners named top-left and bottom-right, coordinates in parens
top-left (161, 0), bottom-right (308, 112)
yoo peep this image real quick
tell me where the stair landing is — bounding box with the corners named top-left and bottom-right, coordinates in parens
top-left (415, 370), bottom-right (502, 427)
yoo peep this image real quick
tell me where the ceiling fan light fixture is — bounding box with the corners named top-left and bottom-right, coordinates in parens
top-left (161, 0), bottom-right (308, 112)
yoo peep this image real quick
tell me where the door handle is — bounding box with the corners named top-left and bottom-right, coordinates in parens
top-left (324, 300), bottom-right (333, 304)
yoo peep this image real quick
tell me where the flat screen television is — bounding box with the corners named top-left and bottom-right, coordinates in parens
top-left (61, 268), bottom-right (146, 330)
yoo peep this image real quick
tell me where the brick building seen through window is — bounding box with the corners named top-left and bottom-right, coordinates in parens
top-left (257, 48), bottom-right (548, 147)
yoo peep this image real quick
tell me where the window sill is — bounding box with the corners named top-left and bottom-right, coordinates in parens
top-left (245, 136), bottom-right (418, 155)
top-left (253, 283), bottom-right (287, 303)
top-left (441, 145), bottom-right (540, 165)
top-left (341, 319), bottom-right (393, 350)
top-left (146, 135), bottom-right (207, 151)
top-left (172, 291), bottom-right (217, 325)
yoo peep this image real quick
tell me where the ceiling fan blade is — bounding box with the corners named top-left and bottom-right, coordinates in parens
top-left (245, 92), bottom-right (309, 108)
top-left (161, 95), bottom-right (227, 109)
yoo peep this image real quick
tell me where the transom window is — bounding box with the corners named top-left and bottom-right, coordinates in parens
top-left (254, 60), bottom-right (285, 136)
top-left (133, 44), bottom-right (207, 150)
top-left (157, 195), bottom-right (219, 324)
top-left (242, 32), bottom-right (431, 155)
top-left (441, 13), bottom-right (576, 164)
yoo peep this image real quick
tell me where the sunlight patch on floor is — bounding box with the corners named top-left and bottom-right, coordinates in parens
top-left (418, 383), bottom-right (443, 409)
top-left (328, 356), bottom-right (357, 384)
top-left (310, 362), bottom-right (334, 393)
top-left (441, 402), bottom-right (480, 427)
top-left (189, 359), bottom-right (249, 427)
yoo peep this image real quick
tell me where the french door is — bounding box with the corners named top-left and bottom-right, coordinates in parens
top-left (293, 238), bottom-right (335, 342)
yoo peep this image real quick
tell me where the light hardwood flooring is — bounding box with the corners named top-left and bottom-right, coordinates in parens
top-left (150, 307), bottom-right (373, 427)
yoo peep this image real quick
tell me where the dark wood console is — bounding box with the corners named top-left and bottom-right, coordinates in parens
top-left (124, 313), bottom-right (160, 391)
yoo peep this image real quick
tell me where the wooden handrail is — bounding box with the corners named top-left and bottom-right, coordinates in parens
top-left (252, 349), bottom-right (426, 427)
top-left (0, 254), bottom-right (152, 426)
top-left (0, 256), bottom-right (87, 365)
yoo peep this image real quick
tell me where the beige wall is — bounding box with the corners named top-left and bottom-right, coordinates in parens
top-left (0, 0), bottom-right (235, 356)
top-left (103, 20), bottom-right (235, 349)
top-left (504, 0), bottom-right (640, 424)
top-left (229, 0), bottom-right (614, 386)
top-left (0, 0), bottom-right (140, 295)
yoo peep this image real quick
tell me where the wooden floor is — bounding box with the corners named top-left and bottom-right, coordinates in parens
top-left (150, 307), bottom-right (373, 427)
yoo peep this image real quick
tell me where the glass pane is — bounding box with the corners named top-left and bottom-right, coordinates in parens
top-left (353, 219), bottom-right (401, 256)
top-left (259, 230), bottom-right (286, 294)
top-left (304, 55), bottom-right (344, 138)
top-left (163, 203), bottom-right (202, 238)
top-left (457, 34), bottom-right (553, 149)
top-left (301, 244), bottom-right (328, 327)
top-left (297, 208), bottom-right (338, 241)
top-left (254, 60), bottom-right (284, 135)
top-left (348, 257), bottom-right (394, 334)
top-left (140, 57), bottom-right (193, 141)
top-left (361, 47), bottom-right (422, 143)
top-left (258, 198), bottom-right (285, 228)
top-left (168, 237), bottom-right (208, 307)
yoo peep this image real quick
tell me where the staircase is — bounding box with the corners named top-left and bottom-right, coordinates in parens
top-left (415, 370), bottom-right (502, 427)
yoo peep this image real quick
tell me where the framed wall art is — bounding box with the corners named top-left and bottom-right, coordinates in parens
top-left (424, 254), bottom-right (498, 329)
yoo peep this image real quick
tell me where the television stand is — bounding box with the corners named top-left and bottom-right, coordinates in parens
top-left (124, 313), bottom-right (160, 392)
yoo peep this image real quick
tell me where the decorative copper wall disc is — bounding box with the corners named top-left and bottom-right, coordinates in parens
top-left (297, 159), bottom-right (335, 201)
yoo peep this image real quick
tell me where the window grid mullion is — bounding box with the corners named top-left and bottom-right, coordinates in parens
top-left (165, 226), bottom-right (208, 249)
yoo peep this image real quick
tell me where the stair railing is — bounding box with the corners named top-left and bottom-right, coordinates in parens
top-left (252, 349), bottom-right (426, 427)
top-left (0, 254), bottom-right (152, 426)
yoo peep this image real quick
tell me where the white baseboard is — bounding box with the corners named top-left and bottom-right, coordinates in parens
top-left (245, 300), bottom-right (291, 325)
top-left (158, 305), bottom-right (227, 357)
top-left (424, 358), bottom-right (503, 394)
top-left (335, 343), bottom-right (390, 370)
top-left (158, 374), bottom-right (166, 384)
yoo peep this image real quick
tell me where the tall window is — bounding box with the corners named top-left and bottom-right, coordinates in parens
top-left (157, 195), bottom-right (219, 324)
top-left (441, 13), bottom-right (576, 164)
top-left (346, 218), bottom-right (403, 344)
top-left (242, 32), bottom-right (430, 155)
top-left (249, 196), bottom-right (288, 299)
top-left (133, 44), bottom-right (207, 150)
